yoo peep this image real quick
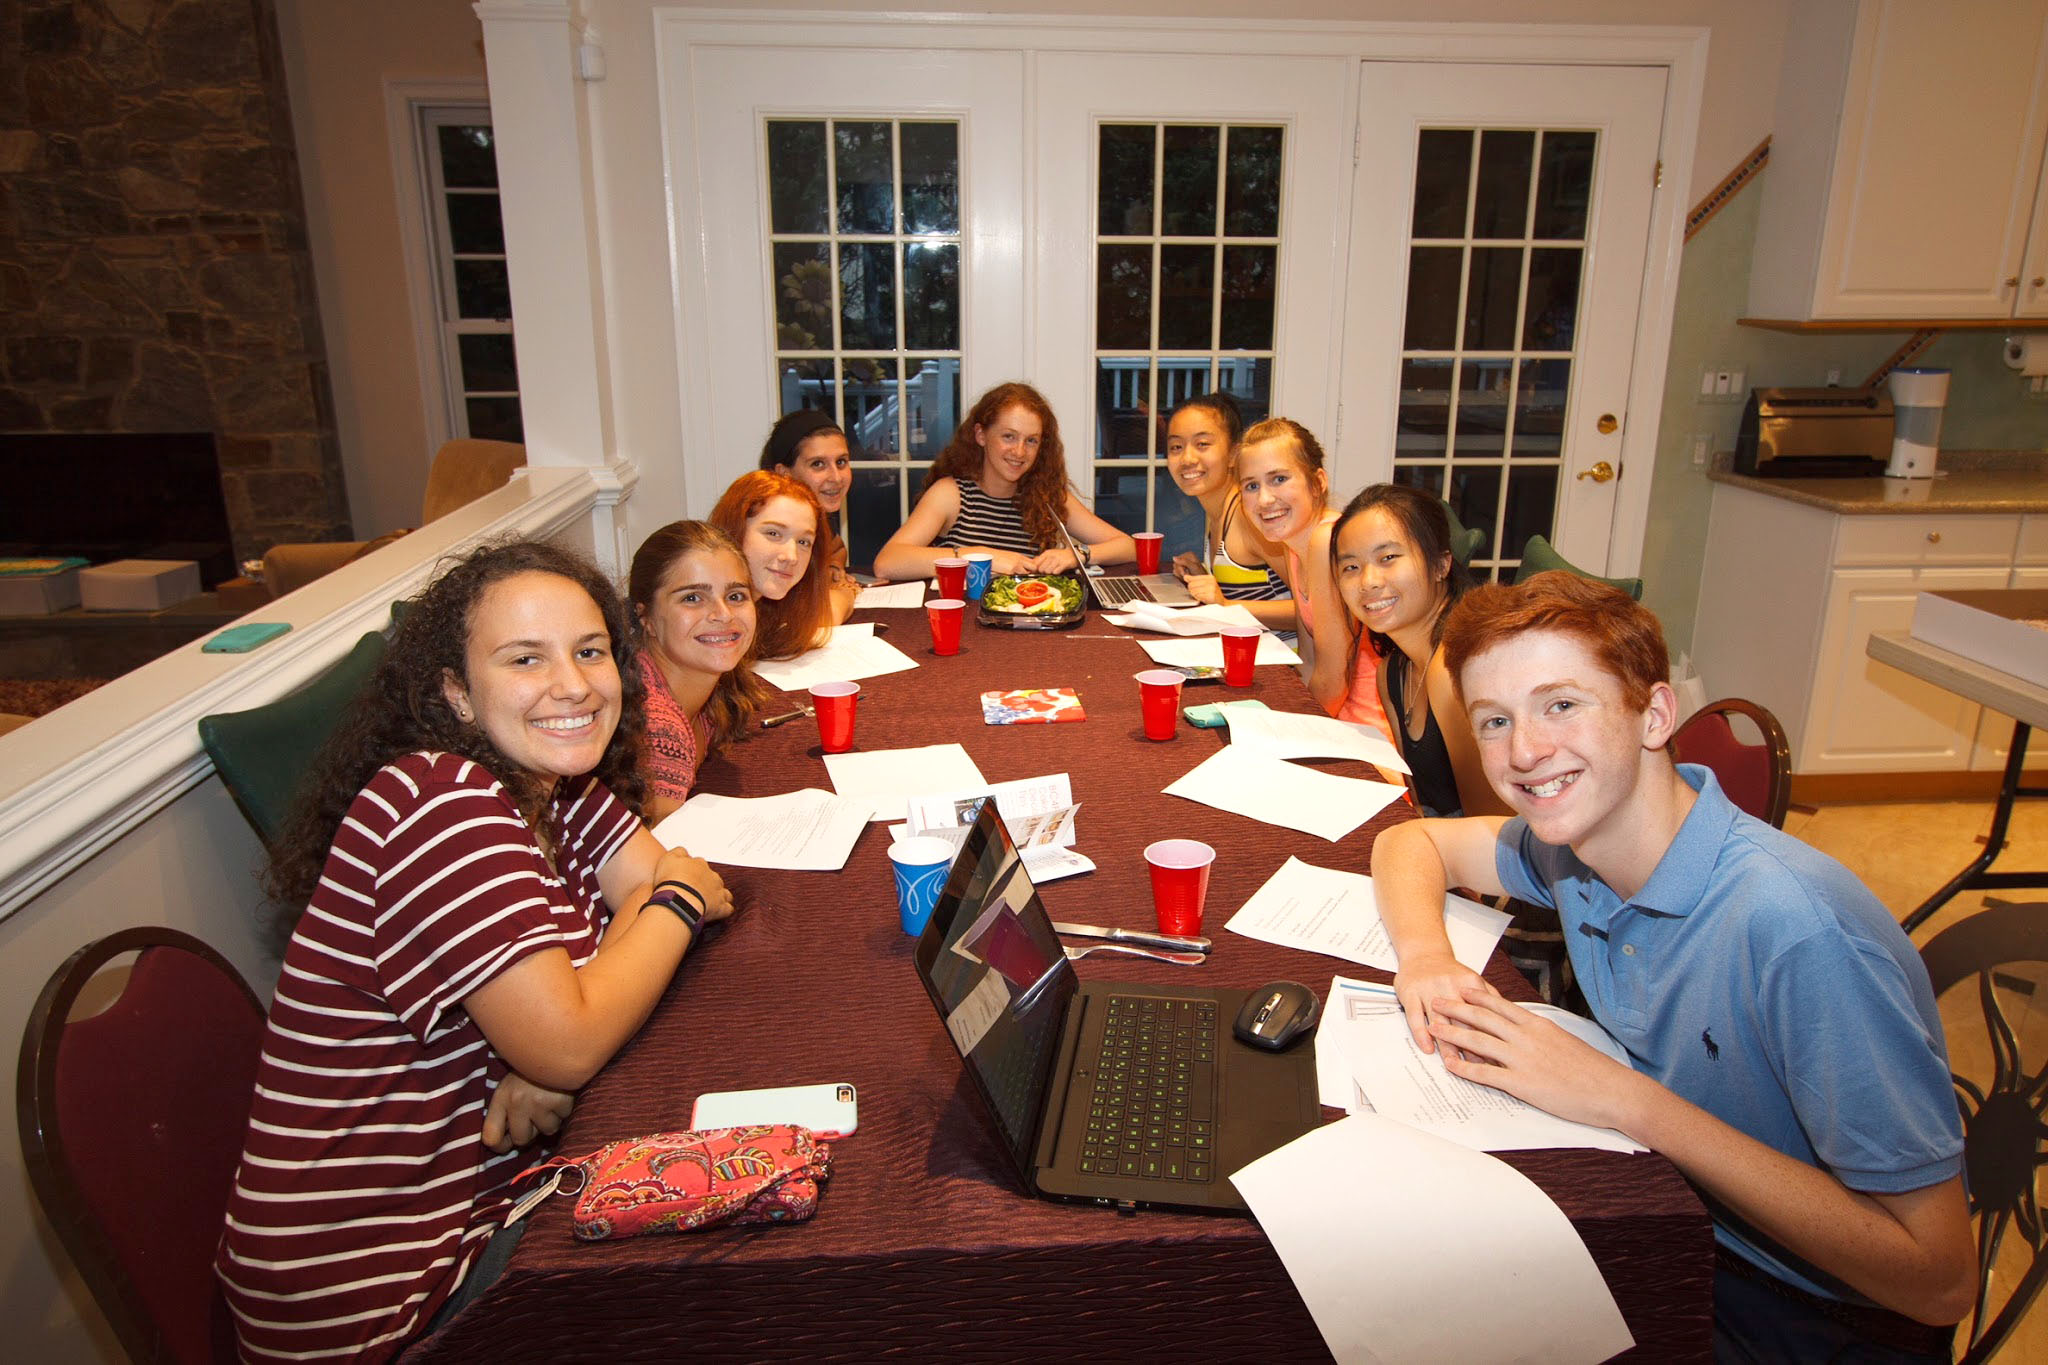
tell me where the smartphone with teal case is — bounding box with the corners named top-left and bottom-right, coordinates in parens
top-left (1184, 698), bottom-right (1269, 728)
top-left (203, 622), bottom-right (292, 653)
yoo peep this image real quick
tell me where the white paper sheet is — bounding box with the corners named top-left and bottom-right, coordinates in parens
top-left (649, 788), bottom-right (872, 870)
top-left (1140, 633), bottom-right (1301, 668)
top-left (1223, 705), bottom-right (1412, 774)
top-left (904, 773), bottom-right (1077, 846)
top-left (888, 820), bottom-right (1096, 882)
top-left (1103, 600), bottom-right (1264, 635)
top-left (1226, 856), bottom-right (1509, 971)
top-left (1334, 1004), bottom-right (1645, 1155)
top-left (822, 743), bottom-right (988, 823)
top-left (1230, 1113), bottom-right (1635, 1365)
top-left (1316, 975), bottom-right (1394, 1110)
top-left (1162, 747), bottom-right (1404, 842)
top-left (752, 622), bottom-right (920, 691)
top-left (854, 580), bottom-right (926, 609)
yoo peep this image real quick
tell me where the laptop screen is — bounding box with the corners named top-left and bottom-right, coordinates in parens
top-left (911, 799), bottom-right (1077, 1182)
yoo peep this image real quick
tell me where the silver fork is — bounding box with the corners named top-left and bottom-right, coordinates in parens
top-left (1062, 942), bottom-right (1205, 967)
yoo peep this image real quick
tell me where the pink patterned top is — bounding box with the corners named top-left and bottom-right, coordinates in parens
top-left (638, 652), bottom-right (704, 804)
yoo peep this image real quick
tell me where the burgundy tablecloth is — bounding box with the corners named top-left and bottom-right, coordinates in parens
top-left (407, 608), bottom-right (1711, 1362)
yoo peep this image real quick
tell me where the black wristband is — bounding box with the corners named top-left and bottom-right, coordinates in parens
top-left (646, 887), bottom-right (704, 937)
top-left (654, 879), bottom-right (708, 916)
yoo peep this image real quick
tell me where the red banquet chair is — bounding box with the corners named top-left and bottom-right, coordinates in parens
top-left (1670, 697), bottom-right (1792, 829)
top-left (17, 927), bottom-right (265, 1365)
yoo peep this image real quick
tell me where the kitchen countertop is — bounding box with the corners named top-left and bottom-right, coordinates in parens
top-left (1707, 455), bottom-right (2048, 515)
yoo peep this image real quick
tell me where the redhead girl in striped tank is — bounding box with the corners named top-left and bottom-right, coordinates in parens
top-left (1237, 418), bottom-right (1390, 736)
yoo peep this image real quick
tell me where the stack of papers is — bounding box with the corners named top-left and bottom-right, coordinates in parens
top-left (752, 623), bottom-right (918, 691)
top-left (1221, 704), bottom-right (1410, 774)
top-left (649, 789), bottom-right (871, 870)
top-left (822, 743), bottom-right (987, 823)
top-left (889, 773), bottom-right (1095, 882)
top-left (1162, 746), bottom-right (1405, 841)
top-left (1104, 600), bottom-right (1263, 635)
top-left (1226, 857), bottom-right (1508, 970)
top-left (854, 581), bottom-right (926, 610)
top-left (1139, 633), bottom-right (1301, 668)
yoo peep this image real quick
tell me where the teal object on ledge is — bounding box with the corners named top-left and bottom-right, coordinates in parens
top-left (1512, 534), bottom-right (1644, 601)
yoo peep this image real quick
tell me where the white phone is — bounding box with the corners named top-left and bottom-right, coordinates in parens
top-left (689, 1082), bottom-right (859, 1139)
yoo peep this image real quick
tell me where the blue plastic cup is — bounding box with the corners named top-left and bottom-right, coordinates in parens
top-left (963, 553), bottom-right (994, 602)
top-left (889, 836), bottom-right (956, 935)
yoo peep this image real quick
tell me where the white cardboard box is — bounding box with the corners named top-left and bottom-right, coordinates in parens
top-left (0, 565), bottom-right (82, 616)
top-left (1910, 589), bottom-right (2048, 683)
top-left (79, 558), bottom-right (202, 611)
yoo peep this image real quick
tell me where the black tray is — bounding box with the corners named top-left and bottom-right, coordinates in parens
top-left (975, 574), bottom-right (1086, 631)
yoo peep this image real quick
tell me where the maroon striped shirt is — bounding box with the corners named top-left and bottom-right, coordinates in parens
top-left (216, 752), bottom-right (638, 1362)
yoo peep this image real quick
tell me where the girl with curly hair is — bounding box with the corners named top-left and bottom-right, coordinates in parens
top-left (710, 470), bottom-right (841, 656)
top-left (218, 540), bottom-right (735, 1363)
top-left (628, 520), bottom-right (775, 824)
top-left (873, 381), bottom-right (1136, 581)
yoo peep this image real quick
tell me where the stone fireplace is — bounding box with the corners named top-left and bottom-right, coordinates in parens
top-left (0, 0), bottom-right (352, 565)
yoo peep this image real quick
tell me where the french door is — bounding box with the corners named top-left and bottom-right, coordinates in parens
top-left (1342, 63), bottom-right (1666, 578)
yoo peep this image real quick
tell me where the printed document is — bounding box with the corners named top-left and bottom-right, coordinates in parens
top-left (1221, 704), bottom-right (1411, 774)
top-left (1162, 747), bottom-right (1404, 842)
top-left (823, 743), bottom-right (988, 823)
top-left (1231, 1113), bottom-right (1635, 1364)
top-left (1226, 856), bottom-right (1508, 970)
top-left (1140, 633), bottom-right (1301, 669)
top-left (650, 788), bottom-right (870, 871)
top-left (889, 820), bottom-right (1095, 883)
top-left (904, 773), bottom-right (1077, 846)
top-left (1103, 600), bottom-right (1263, 635)
top-left (854, 580), bottom-right (926, 610)
top-left (752, 623), bottom-right (918, 691)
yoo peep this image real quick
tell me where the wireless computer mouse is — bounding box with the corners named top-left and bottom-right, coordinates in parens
top-left (1234, 980), bottom-right (1320, 1051)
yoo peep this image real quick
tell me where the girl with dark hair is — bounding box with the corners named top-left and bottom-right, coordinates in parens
top-left (1237, 417), bottom-right (1388, 736)
top-left (1330, 484), bottom-right (1501, 818)
top-left (709, 470), bottom-right (840, 655)
top-left (760, 408), bottom-right (864, 617)
top-left (219, 540), bottom-right (734, 1363)
top-left (628, 520), bottom-right (775, 824)
top-left (873, 381), bottom-right (1136, 581)
top-left (1163, 391), bottom-right (1294, 630)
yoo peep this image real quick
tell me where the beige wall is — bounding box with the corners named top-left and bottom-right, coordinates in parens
top-left (275, 0), bottom-right (489, 539)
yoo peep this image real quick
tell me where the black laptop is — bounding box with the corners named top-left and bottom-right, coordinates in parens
top-left (911, 800), bottom-right (1320, 1214)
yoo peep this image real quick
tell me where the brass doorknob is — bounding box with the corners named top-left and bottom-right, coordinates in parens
top-left (2034, 276), bottom-right (2045, 288)
top-left (1596, 413), bottom-right (1619, 434)
top-left (1576, 461), bottom-right (1616, 483)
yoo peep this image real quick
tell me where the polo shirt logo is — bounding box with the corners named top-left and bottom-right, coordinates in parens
top-left (1701, 1027), bottom-right (1720, 1062)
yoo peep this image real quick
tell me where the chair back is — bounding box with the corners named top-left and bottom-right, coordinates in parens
top-left (421, 438), bottom-right (526, 524)
top-left (17, 927), bottom-right (265, 1365)
top-left (1512, 533), bottom-right (1644, 600)
top-left (198, 630), bottom-right (386, 846)
top-left (1669, 697), bottom-right (1791, 828)
top-left (1437, 497), bottom-right (1486, 568)
top-left (1918, 901), bottom-right (2048, 1365)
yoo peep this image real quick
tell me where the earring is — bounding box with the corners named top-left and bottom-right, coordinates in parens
top-left (455, 702), bottom-right (472, 722)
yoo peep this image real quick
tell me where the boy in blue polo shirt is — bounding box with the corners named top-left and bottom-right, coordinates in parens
top-left (1373, 572), bottom-right (1971, 1360)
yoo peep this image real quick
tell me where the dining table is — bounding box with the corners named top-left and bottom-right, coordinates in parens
top-left (404, 601), bottom-right (1712, 1362)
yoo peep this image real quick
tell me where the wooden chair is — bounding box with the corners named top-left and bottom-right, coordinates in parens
top-left (1670, 697), bottom-right (1792, 829)
top-left (18, 927), bottom-right (265, 1365)
top-left (1918, 900), bottom-right (2048, 1364)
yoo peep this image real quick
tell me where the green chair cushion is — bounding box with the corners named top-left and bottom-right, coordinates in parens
top-left (1512, 534), bottom-right (1644, 601)
top-left (199, 631), bottom-right (386, 846)
top-left (1438, 498), bottom-right (1486, 567)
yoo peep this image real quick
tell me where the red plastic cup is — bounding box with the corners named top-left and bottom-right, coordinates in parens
top-left (809, 680), bottom-right (860, 753)
top-left (1134, 668), bottom-right (1184, 741)
top-left (1133, 531), bottom-right (1164, 575)
top-left (1144, 839), bottom-right (1216, 935)
top-left (933, 557), bottom-right (968, 599)
top-left (926, 598), bottom-right (965, 656)
top-left (1220, 625), bottom-right (1261, 687)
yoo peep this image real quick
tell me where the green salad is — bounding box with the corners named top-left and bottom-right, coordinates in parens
top-left (982, 574), bottom-right (1084, 614)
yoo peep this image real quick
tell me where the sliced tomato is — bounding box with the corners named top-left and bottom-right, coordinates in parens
top-left (1016, 580), bottom-right (1052, 607)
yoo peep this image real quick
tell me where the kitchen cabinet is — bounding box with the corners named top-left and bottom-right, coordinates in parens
top-left (1747, 0), bottom-right (2048, 321)
top-left (1694, 484), bottom-right (2026, 775)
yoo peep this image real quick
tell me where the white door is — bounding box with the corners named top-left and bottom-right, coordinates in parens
top-left (675, 46), bottom-right (1027, 553)
top-left (1341, 63), bottom-right (1666, 579)
top-left (1032, 52), bottom-right (1353, 543)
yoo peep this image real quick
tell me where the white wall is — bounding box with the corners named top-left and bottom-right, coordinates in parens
top-left (283, 0), bottom-right (1791, 551)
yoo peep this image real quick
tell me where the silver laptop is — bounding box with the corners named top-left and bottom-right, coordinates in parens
top-left (1053, 521), bottom-right (1197, 608)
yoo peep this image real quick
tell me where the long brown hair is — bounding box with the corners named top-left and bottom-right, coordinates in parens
top-left (922, 381), bottom-right (1069, 549)
top-left (264, 539), bottom-right (646, 918)
top-left (708, 471), bottom-right (834, 659)
top-left (627, 520), bottom-right (774, 749)
top-left (1329, 483), bottom-right (1475, 686)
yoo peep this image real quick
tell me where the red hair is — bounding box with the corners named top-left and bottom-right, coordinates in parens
top-left (923, 381), bottom-right (1069, 549)
top-left (708, 471), bottom-right (833, 659)
top-left (1440, 571), bottom-right (1668, 712)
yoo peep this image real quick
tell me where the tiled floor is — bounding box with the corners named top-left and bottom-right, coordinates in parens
top-left (1786, 794), bottom-right (2048, 1358)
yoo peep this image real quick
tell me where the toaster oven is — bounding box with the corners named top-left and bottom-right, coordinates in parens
top-left (1733, 387), bottom-right (1892, 477)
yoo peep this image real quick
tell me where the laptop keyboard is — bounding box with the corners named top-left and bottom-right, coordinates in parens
top-left (1078, 995), bottom-right (1219, 1183)
top-left (1090, 575), bottom-right (1147, 607)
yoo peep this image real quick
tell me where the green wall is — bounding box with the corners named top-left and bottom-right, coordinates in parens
top-left (1639, 170), bottom-right (2048, 655)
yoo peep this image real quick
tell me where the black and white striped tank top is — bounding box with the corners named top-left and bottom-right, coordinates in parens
top-left (939, 477), bottom-right (1041, 556)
